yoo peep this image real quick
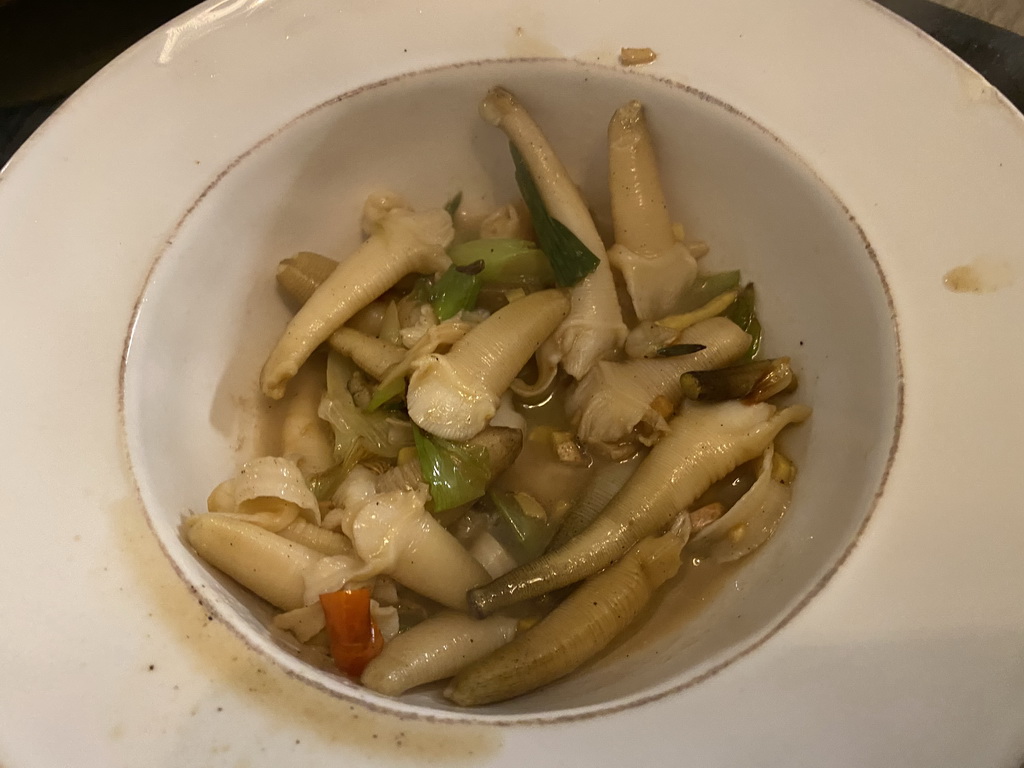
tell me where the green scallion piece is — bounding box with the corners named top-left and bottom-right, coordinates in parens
top-left (680, 358), bottom-right (793, 403)
top-left (444, 191), bottom-right (463, 218)
top-left (365, 375), bottom-right (406, 413)
top-left (487, 491), bottom-right (553, 563)
top-left (676, 270), bottom-right (741, 313)
top-left (722, 283), bottom-right (762, 360)
top-left (307, 462), bottom-right (349, 502)
top-left (744, 315), bottom-right (763, 360)
top-left (409, 275), bottom-right (433, 304)
top-left (448, 238), bottom-right (556, 287)
top-left (509, 143), bottom-right (600, 287)
top-left (430, 262), bottom-right (483, 320)
top-left (412, 425), bottom-right (491, 512)
top-left (654, 343), bottom-right (707, 358)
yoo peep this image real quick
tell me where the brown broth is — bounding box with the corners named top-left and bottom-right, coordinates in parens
top-left (489, 384), bottom-right (615, 522)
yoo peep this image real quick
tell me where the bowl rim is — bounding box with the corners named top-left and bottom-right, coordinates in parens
top-left (5, 0), bottom-right (1024, 762)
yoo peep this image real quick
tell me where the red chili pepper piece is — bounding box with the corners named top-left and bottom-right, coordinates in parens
top-left (319, 588), bottom-right (384, 677)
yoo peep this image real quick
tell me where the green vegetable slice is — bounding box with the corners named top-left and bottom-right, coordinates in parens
top-left (676, 270), bottom-right (741, 313)
top-left (306, 439), bottom-right (374, 501)
top-left (408, 275), bottom-right (433, 304)
top-left (509, 143), bottom-right (600, 287)
top-left (679, 358), bottom-right (793, 403)
top-left (487, 491), bottom-right (553, 563)
top-left (430, 262), bottom-right (483, 320)
top-left (744, 315), bottom-right (763, 360)
top-left (412, 425), bottom-right (491, 512)
top-left (365, 375), bottom-right (406, 413)
top-left (654, 343), bottom-right (707, 358)
top-left (448, 238), bottom-right (556, 287)
top-left (722, 283), bottom-right (762, 360)
top-left (444, 191), bottom-right (463, 218)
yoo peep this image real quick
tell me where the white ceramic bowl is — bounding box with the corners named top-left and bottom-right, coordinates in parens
top-left (122, 57), bottom-right (900, 720)
top-left (6, 0), bottom-right (1024, 764)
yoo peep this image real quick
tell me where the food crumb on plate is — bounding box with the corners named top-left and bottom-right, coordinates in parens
top-left (943, 256), bottom-right (1014, 293)
top-left (619, 47), bottom-right (657, 65)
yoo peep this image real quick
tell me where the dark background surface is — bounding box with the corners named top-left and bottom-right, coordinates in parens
top-left (1, 0), bottom-right (1022, 167)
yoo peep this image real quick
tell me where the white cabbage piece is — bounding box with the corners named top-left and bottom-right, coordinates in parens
top-left (211, 456), bottom-right (321, 530)
top-left (690, 444), bottom-right (795, 562)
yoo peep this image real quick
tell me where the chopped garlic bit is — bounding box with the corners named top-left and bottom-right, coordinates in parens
top-left (727, 524), bottom-right (747, 544)
top-left (552, 431), bottom-right (586, 464)
top-left (503, 287), bottom-right (527, 304)
top-left (649, 395), bottom-right (674, 421)
top-left (348, 370), bottom-right (375, 409)
top-left (517, 615), bottom-right (541, 632)
top-left (513, 492), bottom-right (548, 521)
top-left (688, 240), bottom-right (710, 259)
top-left (396, 446), bottom-right (419, 466)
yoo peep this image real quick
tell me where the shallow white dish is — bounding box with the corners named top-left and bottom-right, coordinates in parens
top-left (3, 0), bottom-right (1024, 765)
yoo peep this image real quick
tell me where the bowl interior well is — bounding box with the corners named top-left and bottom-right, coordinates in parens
top-left (122, 58), bottom-right (900, 720)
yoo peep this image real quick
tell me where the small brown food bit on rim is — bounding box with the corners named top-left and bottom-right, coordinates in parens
top-left (619, 47), bottom-right (657, 66)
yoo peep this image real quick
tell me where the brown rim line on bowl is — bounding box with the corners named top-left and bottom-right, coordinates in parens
top-left (119, 57), bottom-right (902, 724)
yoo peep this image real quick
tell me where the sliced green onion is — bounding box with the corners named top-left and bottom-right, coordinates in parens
top-left (722, 283), bottom-right (761, 360)
top-left (680, 357), bottom-right (794, 403)
top-left (448, 238), bottom-right (556, 287)
top-left (723, 282), bottom-right (755, 328)
top-left (487, 490), bottom-right (553, 564)
top-left (444, 191), bottom-right (463, 218)
top-left (408, 275), bottom-right (433, 304)
top-left (307, 463), bottom-right (348, 501)
top-left (412, 425), bottom-right (491, 512)
top-left (365, 375), bottom-right (406, 412)
top-left (430, 263), bottom-right (483, 320)
top-left (743, 356), bottom-right (794, 403)
top-left (306, 438), bottom-right (376, 501)
top-left (676, 270), bottom-right (741, 313)
top-left (654, 343), bottom-right (707, 358)
top-left (509, 143), bottom-right (600, 287)
top-left (744, 315), bottom-right (763, 360)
